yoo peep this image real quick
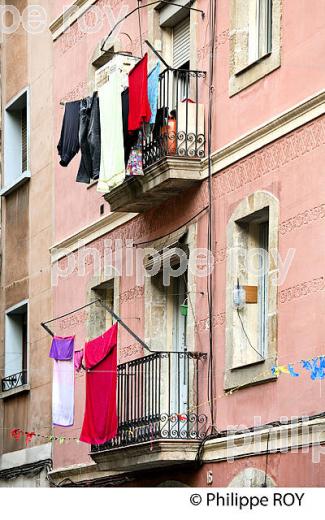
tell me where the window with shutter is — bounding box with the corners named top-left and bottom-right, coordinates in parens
top-left (173, 17), bottom-right (190, 69)
top-left (3, 90), bottom-right (29, 187)
top-left (21, 106), bottom-right (27, 173)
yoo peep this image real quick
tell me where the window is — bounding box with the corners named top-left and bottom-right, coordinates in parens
top-left (225, 191), bottom-right (279, 390)
top-left (172, 17), bottom-right (190, 104)
top-left (233, 209), bottom-right (269, 365)
top-left (3, 90), bottom-right (29, 187)
top-left (229, 0), bottom-right (281, 95)
top-left (89, 280), bottom-right (116, 339)
top-left (143, 228), bottom-right (191, 344)
top-left (142, 224), bottom-right (200, 431)
top-left (145, 261), bottom-right (189, 415)
top-left (2, 301), bottom-right (28, 393)
top-left (247, 0), bottom-right (272, 65)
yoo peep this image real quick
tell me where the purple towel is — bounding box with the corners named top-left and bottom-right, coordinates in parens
top-left (49, 336), bottom-right (75, 361)
top-left (74, 350), bottom-right (84, 372)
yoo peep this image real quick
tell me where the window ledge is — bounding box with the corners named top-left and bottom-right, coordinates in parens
top-left (0, 384), bottom-right (30, 400)
top-left (0, 171), bottom-right (31, 197)
top-left (231, 358), bottom-right (266, 371)
top-left (234, 52), bottom-right (272, 77)
top-left (224, 356), bottom-right (277, 392)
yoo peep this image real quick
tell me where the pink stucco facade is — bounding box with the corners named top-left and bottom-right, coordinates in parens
top-left (49, 0), bottom-right (325, 487)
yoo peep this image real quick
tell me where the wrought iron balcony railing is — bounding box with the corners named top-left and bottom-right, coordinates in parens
top-left (1, 371), bottom-right (26, 393)
top-left (142, 68), bottom-right (206, 170)
top-left (92, 351), bottom-right (208, 452)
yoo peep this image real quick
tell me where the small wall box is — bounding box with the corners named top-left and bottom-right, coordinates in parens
top-left (243, 285), bottom-right (258, 304)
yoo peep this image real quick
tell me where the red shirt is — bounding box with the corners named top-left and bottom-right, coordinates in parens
top-left (128, 54), bottom-right (151, 132)
top-left (80, 324), bottom-right (118, 445)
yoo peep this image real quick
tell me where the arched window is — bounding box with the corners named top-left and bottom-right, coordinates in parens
top-left (229, 468), bottom-right (275, 487)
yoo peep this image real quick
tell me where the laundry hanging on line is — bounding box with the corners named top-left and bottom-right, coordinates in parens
top-left (57, 101), bottom-right (81, 167)
top-left (50, 336), bottom-right (75, 428)
top-left (57, 57), bottom-right (156, 191)
top-left (97, 70), bottom-right (125, 193)
top-left (121, 87), bottom-right (139, 168)
top-left (74, 349), bottom-right (84, 372)
top-left (128, 53), bottom-right (151, 132)
top-left (76, 92), bottom-right (101, 184)
top-left (80, 323), bottom-right (118, 445)
top-left (148, 61), bottom-right (160, 125)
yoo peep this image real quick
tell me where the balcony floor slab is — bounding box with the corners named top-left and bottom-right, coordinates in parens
top-left (91, 439), bottom-right (202, 472)
top-left (104, 157), bottom-right (203, 213)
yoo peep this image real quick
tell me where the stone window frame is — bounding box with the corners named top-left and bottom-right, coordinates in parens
top-left (229, 0), bottom-right (282, 96)
top-left (224, 191), bottom-right (279, 391)
top-left (143, 222), bottom-right (198, 417)
top-left (0, 299), bottom-right (30, 399)
top-left (1, 87), bottom-right (31, 197)
top-left (150, 1), bottom-right (199, 72)
top-left (144, 222), bottom-right (197, 354)
top-left (86, 273), bottom-right (120, 343)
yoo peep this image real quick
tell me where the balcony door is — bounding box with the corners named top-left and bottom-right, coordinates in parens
top-left (171, 273), bottom-right (188, 418)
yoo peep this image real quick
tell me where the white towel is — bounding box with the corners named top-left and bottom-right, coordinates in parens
top-left (52, 359), bottom-right (74, 427)
top-left (98, 71), bottom-right (125, 193)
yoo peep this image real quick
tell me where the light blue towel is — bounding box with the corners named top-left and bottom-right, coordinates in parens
top-left (148, 62), bottom-right (160, 124)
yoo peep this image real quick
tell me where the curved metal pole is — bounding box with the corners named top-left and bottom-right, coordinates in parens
top-left (101, 1), bottom-right (205, 53)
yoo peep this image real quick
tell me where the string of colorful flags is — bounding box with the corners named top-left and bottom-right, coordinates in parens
top-left (271, 355), bottom-right (325, 379)
top-left (8, 354), bottom-right (325, 445)
top-left (10, 428), bottom-right (82, 445)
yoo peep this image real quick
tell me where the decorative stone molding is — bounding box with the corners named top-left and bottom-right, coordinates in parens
top-left (0, 443), bottom-right (52, 472)
top-left (203, 417), bottom-right (325, 464)
top-left (205, 89), bottom-right (325, 179)
top-left (49, 0), bottom-right (98, 41)
top-left (50, 213), bottom-right (136, 263)
top-left (47, 417), bottom-right (325, 486)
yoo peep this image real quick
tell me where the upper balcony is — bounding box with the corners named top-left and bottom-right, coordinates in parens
top-left (105, 68), bottom-right (206, 213)
top-left (91, 350), bottom-right (208, 472)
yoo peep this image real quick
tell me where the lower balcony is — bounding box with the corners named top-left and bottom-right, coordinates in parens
top-left (1, 371), bottom-right (26, 393)
top-left (91, 351), bottom-right (208, 471)
top-left (104, 68), bottom-right (206, 213)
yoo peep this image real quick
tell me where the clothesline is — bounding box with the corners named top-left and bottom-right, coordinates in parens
top-left (7, 368), bottom-right (324, 445)
top-left (41, 299), bottom-right (152, 353)
top-left (59, 52), bottom-right (144, 106)
top-left (59, 43), bottom-right (158, 107)
top-left (58, 52), bottom-right (157, 187)
top-left (5, 351), bottom-right (324, 444)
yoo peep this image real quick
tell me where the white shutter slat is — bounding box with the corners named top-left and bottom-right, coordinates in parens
top-left (173, 17), bottom-right (190, 69)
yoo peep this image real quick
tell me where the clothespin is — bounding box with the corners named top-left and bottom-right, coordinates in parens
top-left (11, 429), bottom-right (22, 441)
top-left (25, 432), bottom-right (36, 446)
top-left (59, 436), bottom-right (65, 445)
